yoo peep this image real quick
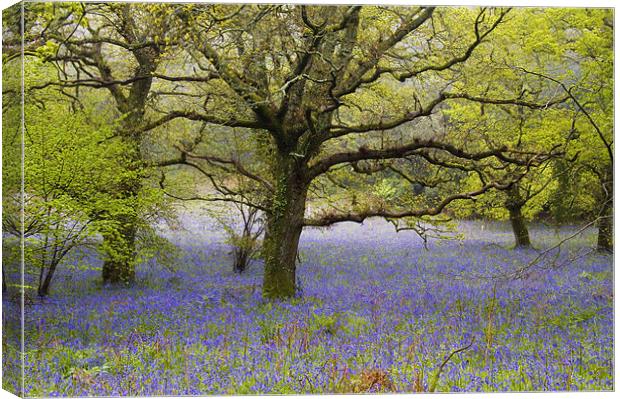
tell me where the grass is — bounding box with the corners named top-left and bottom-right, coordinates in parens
top-left (1, 218), bottom-right (613, 396)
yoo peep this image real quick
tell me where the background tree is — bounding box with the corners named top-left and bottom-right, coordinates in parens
top-left (518, 9), bottom-right (613, 251)
top-left (32, 2), bottom-right (187, 283)
top-left (3, 54), bottom-right (133, 296)
top-left (562, 10), bottom-right (612, 252)
top-left (444, 97), bottom-right (571, 249)
top-left (431, 8), bottom-right (586, 249)
top-left (220, 204), bottom-right (264, 274)
top-left (156, 124), bottom-right (270, 273)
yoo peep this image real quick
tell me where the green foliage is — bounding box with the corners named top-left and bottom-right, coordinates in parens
top-left (310, 313), bottom-right (340, 335)
top-left (440, 8), bottom-right (612, 227)
top-left (342, 313), bottom-right (371, 335)
top-left (1, 54), bottom-right (175, 293)
top-left (5, 4), bottom-right (613, 297)
top-left (19, 95), bottom-right (128, 293)
top-left (372, 178), bottom-right (398, 202)
top-left (57, 348), bottom-right (111, 379)
top-left (257, 318), bottom-right (285, 344)
top-left (548, 306), bottom-right (602, 328)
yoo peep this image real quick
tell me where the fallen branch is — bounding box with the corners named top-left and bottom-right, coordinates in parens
top-left (429, 337), bottom-right (476, 392)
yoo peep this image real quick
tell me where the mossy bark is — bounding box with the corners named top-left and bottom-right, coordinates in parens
top-left (505, 187), bottom-right (531, 249)
top-left (508, 205), bottom-right (532, 249)
top-left (101, 221), bottom-right (137, 285)
top-left (100, 134), bottom-right (142, 286)
top-left (99, 44), bottom-right (158, 285)
top-left (262, 156), bottom-right (308, 299)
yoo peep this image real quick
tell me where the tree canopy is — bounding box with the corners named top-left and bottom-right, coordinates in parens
top-left (2, 3), bottom-right (613, 298)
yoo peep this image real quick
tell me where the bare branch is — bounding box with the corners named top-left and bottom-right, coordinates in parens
top-left (429, 337), bottom-right (476, 392)
top-left (176, 146), bottom-right (274, 192)
top-left (139, 111), bottom-right (262, 132)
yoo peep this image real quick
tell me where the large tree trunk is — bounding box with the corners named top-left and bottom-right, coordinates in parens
top-left (101, 216), bottom-right (138, 285)
top-left (597, 167), bottom-right (613, 252)
top-left (99, 45), bottom-right (157, 285)
top-left (508, 204), bottom-right (532, 249)
top-left (100, 206), bottom-right (139, 286)
top-left (505, 187), bottom-right (531, 249)
top-left (101, 138), bottom-right (141, 285)
top-left (262, 156), bottom-right (308, 299)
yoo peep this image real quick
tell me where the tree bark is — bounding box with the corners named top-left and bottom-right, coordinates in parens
top-left (597, 203), bottom-right (613, 252)
top-left (597, 167), bottom-right (613, 252)
top-left (101, 218), bottom-right (138, 285)
top-left (97, 41), bottom-right (157, 285)
top-left (98, 76), bottom-right (149, 285)
top-left (100, 136), bottom-right (141, 285)
top-left (505, 187), bottom-right (531, 249)
top-left (97, 139), bottom-right (142, 284)
top-left (233, 241), bottom-right (251, 273)
top-left (508, 204), bottom-right (532, 249)
top-left (262, 156), bottom-right (308, 299)
top-left (233, 250), bottom-right (248, 274)
top-left (37, 263), bottom-right (58, 297)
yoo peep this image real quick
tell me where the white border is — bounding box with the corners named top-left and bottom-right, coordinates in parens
top-left (0, 1), bottom-right (616, 399)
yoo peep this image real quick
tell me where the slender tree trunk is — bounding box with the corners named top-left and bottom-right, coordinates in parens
top-left (232, 206), bottom-right (263, 274)
top-left (233, 211), bottom-right (252, 274)
top-left (233, 246), bottom-right (249, 274)
top-left (262, 156), bottom-right (308, 299)
top-left (597, 167), bottom-right (613, 252)
top-left (597, 202), bottom-right (613, 252)
top-left (37, 262), bottom-right (58, 297)
top-left (38, 273), bottom-right (51, 297)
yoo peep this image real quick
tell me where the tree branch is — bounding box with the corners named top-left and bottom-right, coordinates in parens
top-left (396, 8), bottom-right (510, 82)
top-left (329, 90), bottom-right (566, 139)
top-left (335, 7), bottom-right (434, 97)
top-left (139, 111), bottom-right (262, 132)
top-left (304, 179), bottom-right (516, 227)
top-left (515, 66), bottom-right (613, 165)
top-left (308, 136), bottom-right (557, 181)
top-left (175, 146), bottom-right (274, 192)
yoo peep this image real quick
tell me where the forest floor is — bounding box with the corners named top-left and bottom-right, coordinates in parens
top-left (2, 213), bottom-right (614, 396)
